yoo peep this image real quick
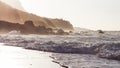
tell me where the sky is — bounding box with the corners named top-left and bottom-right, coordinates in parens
top-left (0, 0), bottom-right (24, 10)
top-left (1, 0), bottom-right (120, 30)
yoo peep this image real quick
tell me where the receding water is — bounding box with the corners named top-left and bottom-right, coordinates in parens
top-left (0, 43), bottom-right (62, 68)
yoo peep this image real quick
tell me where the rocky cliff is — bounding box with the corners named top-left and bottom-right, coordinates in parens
top-left (0, 20), bottom-right (69, 35)
top-left (0, 1), bottom-right (73, 30)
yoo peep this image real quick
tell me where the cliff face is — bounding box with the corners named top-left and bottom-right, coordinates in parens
top-left (0, 1), bottom-right (73, 30)
top-left (0, 20), bottom-right (69, 35)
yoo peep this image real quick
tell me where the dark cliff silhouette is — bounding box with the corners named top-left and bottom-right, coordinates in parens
top-left (0, 20), bottom-right (69, 35)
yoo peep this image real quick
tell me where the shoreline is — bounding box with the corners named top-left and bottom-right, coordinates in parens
top-left (3, 43), bottom-right (120, 68)
top-left (0, 34), bottom-right (120, 68)
top-left (50, 56), bottom-right (69, 68)
top-left (0, 43), bottom-right (63, 68)
top-left (2, 43), bottom-right (68, 68)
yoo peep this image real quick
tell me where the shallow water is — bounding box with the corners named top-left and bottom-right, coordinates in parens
top-left (52, 53), bottom-right (120, 68)
top-left (0, 43), bottom-right (62, 68)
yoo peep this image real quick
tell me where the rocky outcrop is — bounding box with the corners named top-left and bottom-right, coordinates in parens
top-left (0, 20), bottom-right (46, 34)
top-left (0, 20), bottom-right (69, 35)
top-left (0, 1), bottom-right (73, 30)
top-left (0, 20), bottom-right (22, 33)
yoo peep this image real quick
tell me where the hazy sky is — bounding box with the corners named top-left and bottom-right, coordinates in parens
top-left (0, 0), bottom-right (24, 10)
top-left (3, 0), bottom-right (120, 30)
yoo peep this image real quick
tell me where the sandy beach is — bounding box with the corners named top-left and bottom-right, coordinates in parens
top-left (0, 43), bottom-right (62, 68)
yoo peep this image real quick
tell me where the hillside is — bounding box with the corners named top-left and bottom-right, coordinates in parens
top-left (0, 1), bottom-right (73, 30)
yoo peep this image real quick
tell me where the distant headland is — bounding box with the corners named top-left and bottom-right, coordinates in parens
top-left (0, 1), bottom-right (73, 34)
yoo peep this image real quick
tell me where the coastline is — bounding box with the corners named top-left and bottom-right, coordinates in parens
top-left (0, 43), bottom-right (63, 68)
top-left (0, 33), bottom-right (120, 68)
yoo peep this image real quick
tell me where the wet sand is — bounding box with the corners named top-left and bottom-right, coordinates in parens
top-left (0, 43), bottom-right (62, 68)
